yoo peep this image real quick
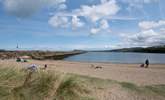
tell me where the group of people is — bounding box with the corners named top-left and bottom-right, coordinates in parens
top-left (140, 59), bottom-right (149, 68)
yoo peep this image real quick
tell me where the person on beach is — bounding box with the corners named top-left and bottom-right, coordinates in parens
top-left (44, 64), bottom-right (48, 70)
top-left (145, 59), bottom-right (149, 68)
top-left (27, 64), bottom-right (38, 72)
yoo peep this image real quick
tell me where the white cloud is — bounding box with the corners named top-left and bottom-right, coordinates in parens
top-left (48, 16), bottom-right (69, 28)
top-left (121, 29), bottom-right (165, 47)
top-left (120, 19), bottom-right (165, 47)
top-left (90, 19), bottom-right (110, 34)
top-left (3, 0), bottom-right (66, 17)
top-left (129, 29), bottom-right (158, 42)
top-left (71, 16), bottom-right (84, 29)
top-left (100, 19), bottom-right (109, 29)
top-left (139, 20), bottom-right (165, 30)
top-left (48, 15), bottom-right (85, 29)
top-left (57, 4), bottom-right (67, 10)
top-left (3, 0), bottom-right (119, 34)
top-left (90, 28), bottom-right (100, 35)
top-left (49, 0), bottom-right (118, 33)
top-left (75, 0), bottom-right (119, 22)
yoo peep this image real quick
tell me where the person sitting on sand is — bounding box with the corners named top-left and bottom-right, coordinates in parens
top-left (145, 59), bottom-right (149, 68)
top-left (27, 64), bottom-right (38, 72)
top-left (44, 64), bottom-right (48, 70)
top-left (95, 66), bottom-right (102, 69)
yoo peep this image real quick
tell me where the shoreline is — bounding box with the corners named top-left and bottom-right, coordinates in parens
top-left (63, 60), bottom-right (165, 65)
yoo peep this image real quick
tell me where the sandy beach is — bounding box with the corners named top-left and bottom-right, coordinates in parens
top-left (1, 59), bottom-right (165, 86)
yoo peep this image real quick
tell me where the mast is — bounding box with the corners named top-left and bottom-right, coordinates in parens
top-left (16, 44), bottom-right (19, 49)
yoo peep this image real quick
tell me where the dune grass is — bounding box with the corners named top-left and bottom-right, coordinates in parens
top-left (119, 81), bottom-right (165, 97)
top-left (0, 66), bottom-right (93, 100)
top-left (145, 85), bottom-right (165, 97)
top-left (119, 82), bottom-right (142, 92)
top-left (68, 74), bottom-right (165, 100)
top-left (0, 65), bottom-right (165, 100)
top-left (55, 76), bottom-right (90, 100)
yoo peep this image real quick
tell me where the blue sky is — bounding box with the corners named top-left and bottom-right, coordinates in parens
top-left (0, 0), bottom-right (165, 50)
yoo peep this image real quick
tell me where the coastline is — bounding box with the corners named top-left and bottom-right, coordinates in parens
top-left (63, 60), bottom-right (165, 65)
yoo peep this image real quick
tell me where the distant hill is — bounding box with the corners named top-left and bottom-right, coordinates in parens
top-left (101, 45), bottom-right (165, 53)
top-left (0, 50), bottom-right (86, 60)
top-left (0, 49), bottom-right (6, 52)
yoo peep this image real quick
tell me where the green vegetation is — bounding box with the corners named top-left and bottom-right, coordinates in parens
top-left (109, 45), bottom-right (165, 53)
top-left (119, 82), bottom-right (142, 92)
top-left (120, 82), bottom-right (165, 98)
top-left (0, 66), bottom-right (165, 100)
top-left (145, 85), bottom-right (165, 97)
top-left (55, 76), bottom-right (90, 100)
top-left (93, 45), bottom-right (165, 53)
top-left (0, 67), bottom-right (92, 100)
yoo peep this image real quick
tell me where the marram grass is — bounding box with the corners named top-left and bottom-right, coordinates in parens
top-left (0, 65), bottom-right (165, 100)
top-left (0, 66), bottom-right (93, 100)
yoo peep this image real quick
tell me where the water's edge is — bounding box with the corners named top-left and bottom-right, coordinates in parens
top-left (64, 52), bottom-right (165, 64)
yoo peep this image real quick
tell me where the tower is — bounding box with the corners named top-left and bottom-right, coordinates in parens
top-left (16, 44), bottom-right (19, 49)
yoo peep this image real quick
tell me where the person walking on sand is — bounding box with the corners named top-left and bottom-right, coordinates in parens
top-left (145, 59), bottom-right (149, 68)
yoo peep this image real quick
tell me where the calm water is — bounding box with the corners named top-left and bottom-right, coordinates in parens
top-left (64, 52), bottom-right (165, 64)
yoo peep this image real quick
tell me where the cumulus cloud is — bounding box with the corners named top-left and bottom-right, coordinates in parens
top-left (121, 28), bottom-right (165, 47)
top-left (3, 0), bottom-right (66, 18)
top-left (90, 28), bottom-right (100, 34)
top-left (75, 0), bottom-right (119, 22)
top-left (2, 0), bottom-right (119, 34)
top-left (49, 0), bottom-right (118, 33)
top-left (100, 19), bottom-right (109, 29)
top-left (128, 30), bottom-right (157, 43)
top-left (139, 20), bottom-right (165, 30)
top-left (120, 19), bottom-right (165, 47)
top-left (90, 19), bottom-right (110, 34)
top-left (48, 16), bottom-right (69, 28)
top-left (71, 16), bottom-right (84, 29)
top-left (48, 15), bottom-right (84, 29)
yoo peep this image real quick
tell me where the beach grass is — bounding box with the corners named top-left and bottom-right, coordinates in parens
top-left (0, 65), bottom-right (165, 100)
top-left (0, 66), bottom-right (93, 100)
top-left (145, 85), bottom-right (165, 97)
top-left (119, 82), bottom-right (142, 92)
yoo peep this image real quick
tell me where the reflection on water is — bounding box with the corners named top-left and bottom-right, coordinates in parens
top-left (64, 52), bottom-right (165, 64)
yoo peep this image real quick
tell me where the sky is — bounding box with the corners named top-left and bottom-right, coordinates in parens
top-left (0, 0), bottom-right (165, 50)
